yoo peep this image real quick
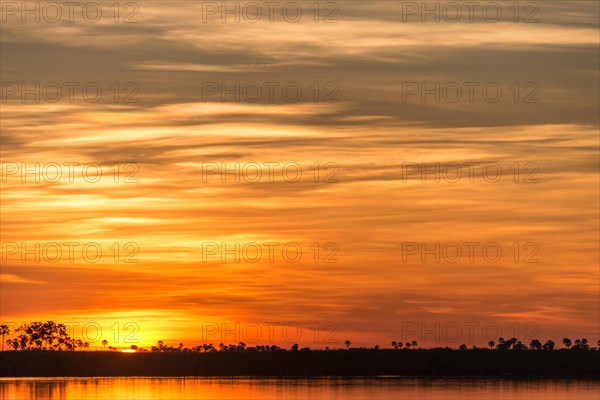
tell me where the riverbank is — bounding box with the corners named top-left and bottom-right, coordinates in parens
top-left (1, 349), bottom-right (598, 377)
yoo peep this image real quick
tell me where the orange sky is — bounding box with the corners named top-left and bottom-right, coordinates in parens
top-left (1, 1), bottom-right (599, 350)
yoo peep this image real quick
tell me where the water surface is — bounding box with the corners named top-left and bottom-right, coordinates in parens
top-left (1, 377), bottom-right (598, 399)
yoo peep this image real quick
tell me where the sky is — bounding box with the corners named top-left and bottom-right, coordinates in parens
top-left (0, 1), bottom-right (599, 349)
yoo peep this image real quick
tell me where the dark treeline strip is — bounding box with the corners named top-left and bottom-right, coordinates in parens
top-left (1, 349), bottom-right (598, 377)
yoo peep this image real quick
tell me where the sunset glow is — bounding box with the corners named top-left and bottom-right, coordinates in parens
top-left (1, 0), bottom-right (598, 354)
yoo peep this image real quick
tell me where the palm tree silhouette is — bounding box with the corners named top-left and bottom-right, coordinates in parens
top-left (102, 339), bottom-right (108, 349)
top-left (0, 325), bottom-right (9, 351)
top-left (562, 338), bottom-right (572, 349)
top-left (488, 340), bottom-right (495, 349)
top-left (344, 340), bottom-right (351, 349)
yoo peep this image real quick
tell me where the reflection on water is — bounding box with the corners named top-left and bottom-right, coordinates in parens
top-left (1, 377), bottom-right (598, 400)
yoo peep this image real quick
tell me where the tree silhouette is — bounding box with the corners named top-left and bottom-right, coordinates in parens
top-left (0, 325), bottom-right (9, 351)
top-left (529, 339), bottom-right (542, 350)
top-left (7, 321), bottom-right (84, 351)
top-left (543, 340), bottom-right (555, 351)
top-left (572, 338), bottom-right (590, 350)
top-left (69, 339), bottom-right (87, 351)
top-left (513, 341), bottom-right (527, 350)
top-left (4, 320), bottom-right (597, 360)
top-left (496, 338), bottom-right (511, 350)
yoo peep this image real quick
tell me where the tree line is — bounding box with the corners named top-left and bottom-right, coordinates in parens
top-left (1, 322), bottom-right (597, 352)
top-left (0, 322), bottom-right (88, 351)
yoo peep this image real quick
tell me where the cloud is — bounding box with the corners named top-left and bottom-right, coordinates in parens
top-left (1, 1), bottom-right (598, 347)
top-left (0, 274), bottom-right (44, 285)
